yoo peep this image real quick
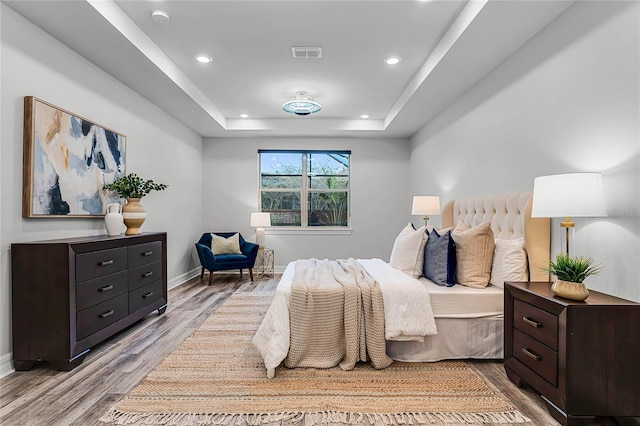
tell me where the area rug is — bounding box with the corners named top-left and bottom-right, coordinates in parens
top-left (100, 293), bottom-right (530, 425)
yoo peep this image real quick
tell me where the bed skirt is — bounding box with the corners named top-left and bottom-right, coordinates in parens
top-left (386, 316), bottom-right (503, 362)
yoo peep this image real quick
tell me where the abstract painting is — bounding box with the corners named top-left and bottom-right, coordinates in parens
top-left (22, 97), bottom-right (126, 218)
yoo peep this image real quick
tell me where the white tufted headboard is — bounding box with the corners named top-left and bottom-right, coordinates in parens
top-left (441, 192), bottom-right (550, 281)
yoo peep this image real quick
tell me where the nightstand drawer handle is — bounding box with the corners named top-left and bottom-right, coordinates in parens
top-left (142, 251), bottom-right (153, 256)
top-left (142, 292), bottom-right (154, 299)
top-left (522, 347), bottom-right (541, 361)
top-left (98, 285), bottom-right (114, 292)
top-left (99, 310), bottom-right (114, 319)
top-left (522, 316), bottom-right (542, 328)
top-left (142, 272), bottom-right (153, 278)
top-left (99, 260), bottom-right (114, 266)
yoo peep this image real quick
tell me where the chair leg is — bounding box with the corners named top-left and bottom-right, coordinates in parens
top-left (240, 269), bottom-right (243, 278)
top-left (200, 266), bottom-right (205, 280)
top-left (249, 268), bottom-right (254, 282)
top-left (208, 271), bottom-right (213, 286)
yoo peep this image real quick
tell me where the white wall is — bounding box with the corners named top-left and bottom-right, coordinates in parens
top-left (202, 137), bottom-right (411, 267)
top-left (410, 1), bottom-right (640, 302)
top-left (0, 4), bottom-right (204, 376)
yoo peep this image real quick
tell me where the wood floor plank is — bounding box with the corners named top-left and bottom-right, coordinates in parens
top-left (0, 273), bottom-right (626, 426)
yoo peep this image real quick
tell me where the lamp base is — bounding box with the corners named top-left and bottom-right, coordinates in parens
top-left (256, 227), bottom-right (265, 248)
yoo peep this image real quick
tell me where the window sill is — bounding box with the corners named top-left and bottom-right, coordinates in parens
top-left (265, 227), bottom-right (353, 236)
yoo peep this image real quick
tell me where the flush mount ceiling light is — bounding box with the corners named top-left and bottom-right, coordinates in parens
top-left (282, 91), bottom-right (322, 116)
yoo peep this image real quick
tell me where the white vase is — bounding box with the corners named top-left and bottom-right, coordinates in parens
top-left (105, 203), bottom-right (124, 236)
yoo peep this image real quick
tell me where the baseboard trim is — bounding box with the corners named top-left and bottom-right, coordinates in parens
top-left (0, 352), bottom-right (15, 378)
top-left (169, 268), bottom-right (201, 290)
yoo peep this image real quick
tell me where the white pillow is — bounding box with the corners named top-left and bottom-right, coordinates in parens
top-left (389, 223), bottom-right (428, 278)
top-left (211, 233), bottom-right (242, 255)
top-left (489, 237), bottom-right (528, 288)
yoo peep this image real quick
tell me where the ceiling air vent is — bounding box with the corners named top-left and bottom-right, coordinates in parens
top-left (291, 46), bottom-right (322, 59)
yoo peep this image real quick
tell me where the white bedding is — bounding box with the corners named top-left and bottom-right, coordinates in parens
top-left (419, 278), bottom-right (503, 318)
top-left (252, 259), bottom-right (437, 378)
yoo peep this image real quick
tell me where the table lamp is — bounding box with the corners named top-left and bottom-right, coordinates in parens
top-left (411, 196), bottom-right (441, 228)
top-left (250, 212), bottom-right (271, 249)
top-left (531, 173), bottom-right (607, 256)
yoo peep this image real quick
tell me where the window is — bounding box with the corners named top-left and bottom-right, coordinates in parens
top-left (259, 150), bottom-right (350, 228)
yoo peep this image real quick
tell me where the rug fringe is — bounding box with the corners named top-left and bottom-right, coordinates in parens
top-left (99, 408), bottom-right (531, 425)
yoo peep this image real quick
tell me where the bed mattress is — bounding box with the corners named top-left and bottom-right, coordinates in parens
top-left (419, 278), bottom-right (504, 318)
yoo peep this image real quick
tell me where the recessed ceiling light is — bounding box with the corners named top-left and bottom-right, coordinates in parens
top-left (151, 10), bottom-right (170, 24)
top-left (384, 56), bottom-right (401, 65)
top-left (195, 55), bottom-right (212, 64)
top-left (239, 113), bottom-right (249, 118)
top-left (360, 114), bottom-right (370, 119)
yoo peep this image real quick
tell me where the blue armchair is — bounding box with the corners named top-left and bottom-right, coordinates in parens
top-left (195, 232), bottom-right (259, 285)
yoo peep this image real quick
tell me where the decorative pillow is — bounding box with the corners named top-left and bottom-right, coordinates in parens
top-left (490, 237), bottom-right (528, 288)
top-left (389, 223), bottom-right (428, 278)
top-left (210, 233), bottom-right (242, 255)
top-left (452, 221), bottom-right (495, 288)
top-left (423, 229), bottom-right (456, 287)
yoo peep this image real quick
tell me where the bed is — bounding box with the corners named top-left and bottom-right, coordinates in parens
top-left (253, 192), bottom-right (550, 378)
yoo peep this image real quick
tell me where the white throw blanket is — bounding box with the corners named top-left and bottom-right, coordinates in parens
top-left (252, 258), bottom-right (437, 378)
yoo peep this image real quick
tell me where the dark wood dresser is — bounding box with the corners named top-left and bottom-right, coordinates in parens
top-left (11, 232), bottom-right (167, 371)
top-left (504, 281), bottom-right (640, 426)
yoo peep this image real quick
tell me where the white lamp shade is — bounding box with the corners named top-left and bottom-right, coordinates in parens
top-left (531, 173), bottom-right (607, 218)
top-left (250, 212), bottom-right (271, 227)
top-left (411, 196), bottom-right (441, 216)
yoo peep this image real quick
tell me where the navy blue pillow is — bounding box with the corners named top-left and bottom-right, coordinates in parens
top-left (423, 229), bottom-right (457, 287)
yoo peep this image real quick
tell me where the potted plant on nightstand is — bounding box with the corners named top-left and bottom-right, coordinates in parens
top-left (543, 254), bottom-right (603, 301)
top-left (103, 173), bottom-right (168, 235)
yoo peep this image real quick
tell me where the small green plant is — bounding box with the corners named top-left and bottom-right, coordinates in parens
top-left (542, 254), bottom-right (603, 283)
top-left (103, 173), bottom-right (168, 199)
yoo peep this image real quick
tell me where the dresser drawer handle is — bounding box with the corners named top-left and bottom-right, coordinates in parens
top-left (142, 292), bottom-right (154, 299)
top-left (142, 251), bottom-right (153, 257)
top-left (99, 310), bottom-right (114, 319)
top-left (142, 272), bottom-right (153, 278)
top-left (99, 260), bottom-right (114, 266)
top-left (522, 316), bottom-right (542, 328)
top-left (522, 347), bottom-right (541, 361)
top-left (98, 285), bottom-right (114, 292)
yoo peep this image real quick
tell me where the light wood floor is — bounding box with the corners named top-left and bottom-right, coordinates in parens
top-left (0, 273), bottom-right (630, 426)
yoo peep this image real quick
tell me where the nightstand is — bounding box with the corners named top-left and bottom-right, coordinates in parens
top-left (256, 247), bottom-right (274, 277)
top-left (504, 281), bottom-right (640, 426)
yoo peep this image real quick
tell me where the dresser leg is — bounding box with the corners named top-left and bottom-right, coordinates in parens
top-left (158, 305), bottom-right (167, 315)
top-left (542, 395), bottom-right (595, 426)
top-left (50, 350), bottom-right (90, 371)
top-left (13, 360), bottom-right (36, 371)
top-left (505, 366), bottom-right (524, 387)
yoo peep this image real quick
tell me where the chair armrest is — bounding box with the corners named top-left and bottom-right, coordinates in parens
top-left (241, 241), bottom-right (259, 266)
top-left (195, 243), bottom-right (217, 268)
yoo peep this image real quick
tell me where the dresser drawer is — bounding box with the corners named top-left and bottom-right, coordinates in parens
top-left (76, 271), bottom-right (128, 311)
top-left (514, 299), bottom-right (558, 350)
top-left (128, 242), bottom-right (163, 268)
top-left (76, 247), bottom-right (127, 282)
top-left (129, 280), bottom-right (164, 313)
top-left (128, 261), bottom-right (163, 291)
top-left (76, 294), bottom-right (128, 340)
top-left (514, 328), bottom-right (558, 386)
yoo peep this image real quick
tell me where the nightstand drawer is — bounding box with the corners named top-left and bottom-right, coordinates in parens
top-left (514, 299), bottom-right (558, 350)
top-left (514, 328), bottom-right (557, 386)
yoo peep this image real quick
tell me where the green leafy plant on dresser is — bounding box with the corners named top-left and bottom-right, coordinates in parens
top-left (542, 253), bottom-right (603, 301)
